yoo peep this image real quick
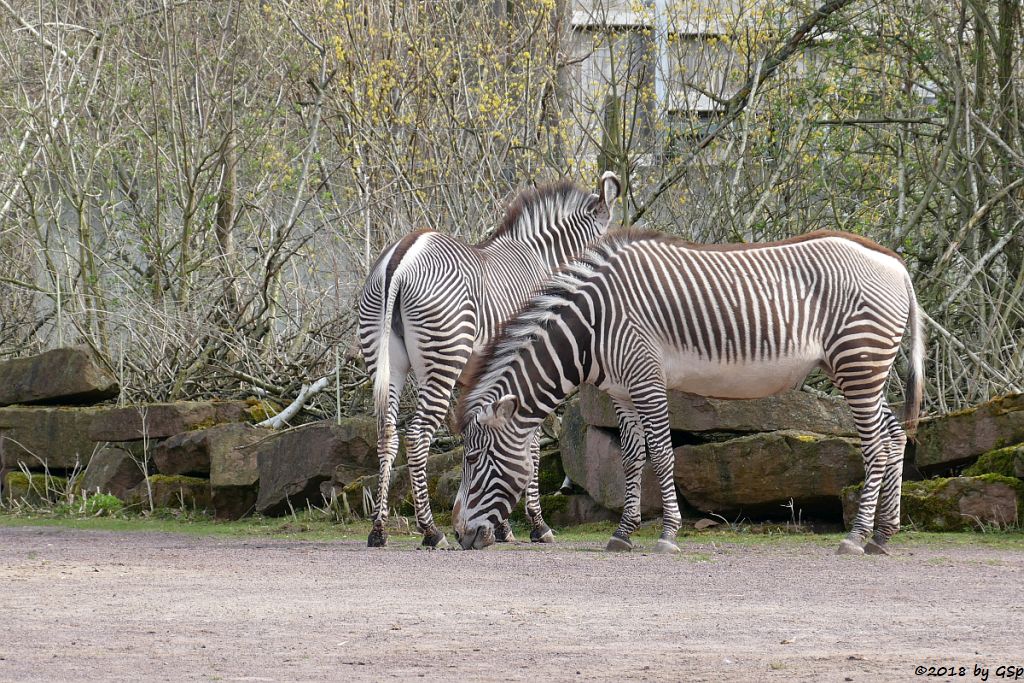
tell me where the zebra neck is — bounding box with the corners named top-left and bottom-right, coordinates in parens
top-left (483, 227), bottom-right (584, 273)
top-left (507, 310), bottom-right (594, 423)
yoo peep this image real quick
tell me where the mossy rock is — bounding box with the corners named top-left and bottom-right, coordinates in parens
top-left (244, 397), bottom-right (282, 423)
top-left (914, 394), bottom-right (1024, 472)
top-left (125, 474), bottom-right (212, 510)
top-left (963, 444), bottom-right (1024, 478)
top-left (3, 471), bottom-right (69, 505)
top-left (537, 448), bottom-right (565, 495)
top-left (842, 475), bottom-right (1023, 531)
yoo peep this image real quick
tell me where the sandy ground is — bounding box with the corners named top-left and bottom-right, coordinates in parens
top-left (1, 526), bottom-right (1022, 682)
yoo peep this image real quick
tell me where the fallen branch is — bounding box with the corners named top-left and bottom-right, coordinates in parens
top-left (256, 376), bottom-right (331, 429)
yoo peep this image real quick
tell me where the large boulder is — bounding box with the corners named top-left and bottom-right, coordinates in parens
top-left (674, 430), bottom-right (864, 515)
top-left (914, 394), bottom-right (1024, 473)
top-left (88, 400), bottom-right (253, 442)
top-left (0, 405), bottom-right (107, 471)
top-left (579, 384), bottom-right (856, 436)
top-left (841, 476), bottom-right (1023, 531)
top-left (0, 347), bottom-right (119, 407)
top-left (255, 419), bottom-right (376, 515)
top-left (79, 447), bottom-right (145, 500)
top-left (560, 401), bottom-right (662, 517)
top-left (207, 424), bottom-right (267, 520)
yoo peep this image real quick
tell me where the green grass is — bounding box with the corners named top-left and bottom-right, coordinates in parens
top-left (1, 512), bottom-right (1022, 550)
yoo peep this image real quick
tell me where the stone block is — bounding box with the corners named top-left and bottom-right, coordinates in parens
top-left (79, 447), bottom-right (145, 500)
top-left (559, 401), bottom-right (662, 517)
top-left (88, 401), bottom-right (253, 442)
top-left (255, 419), bottom-right (376, 515)
top-left (2, 471), bottom-right (68, 505)
top-left (536, 493), bottom-right (618, 527)
top-left (0, 405), bottom-right (106, 471)
top-left (125, 474), bottom-right (212, 510)
top-left (0, 347), bottom-right (118, 406)
top-left (675, 430), bottom-right (864, 515)
top-left (579, 384), bottom-right (855, 436)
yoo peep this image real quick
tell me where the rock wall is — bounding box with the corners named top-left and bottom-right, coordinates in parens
top-left (563, 385), bottom-right (863, 521)
top-left (3, 347), bottom-right (1020, 532)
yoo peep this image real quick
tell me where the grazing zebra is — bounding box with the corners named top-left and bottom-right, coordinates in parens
top-left (359, 173), bottom-right (621, 548)
top-left (454, 229), bottom-right (924, 555)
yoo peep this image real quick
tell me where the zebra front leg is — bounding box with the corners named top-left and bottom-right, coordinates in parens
top-left (865, 406), bottom-right (907, 556)
top-left (525, 432), bottom-right (554, 543)
top-left (606, 401), bottom-right (646, 552)
top-left (632, 390), bottom-right (681, 554)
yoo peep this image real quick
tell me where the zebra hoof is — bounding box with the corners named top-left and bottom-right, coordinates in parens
top-left (421, 527), bottom-right (448, 549)
top-left (836, 539), bottom-right (865, 555)
top-left (864, 540), bottom-right (891, 556)
top-left (531, 524), bottom-right (555, 543)
top-left (653, 539), bottom-right (680, 554)
top-left (606, 535), bottom-right (633, 552)
top-left (495, 520), bottom-right (516, 543)
top-left (367, 526), bottom-right (388, 548)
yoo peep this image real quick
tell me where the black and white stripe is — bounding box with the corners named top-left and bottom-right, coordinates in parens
top-left (454, 229), bottom-right (924, 555)
top-left (358, 173), bottom-right (621, 548)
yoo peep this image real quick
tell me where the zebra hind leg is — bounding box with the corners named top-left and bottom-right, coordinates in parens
top-left (865, 406), bottom-right (906, 556)
top-left (369, 401), bottom-right (401, 548)
top-left (406, 378), bottom-right (463, 550)
top-left (837, 400), bottom-right (890, 556)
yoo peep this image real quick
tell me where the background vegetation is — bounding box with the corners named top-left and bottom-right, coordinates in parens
top-left (0, 0), bottom-right (1021, 418)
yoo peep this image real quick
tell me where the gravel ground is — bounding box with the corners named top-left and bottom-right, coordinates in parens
top-left (1, 525), bottom-right (1022, 682)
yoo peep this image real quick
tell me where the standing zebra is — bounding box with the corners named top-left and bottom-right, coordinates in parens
top-left (359, 173), bottom-right (621, 548)
top-left (454, 229), bottom-right (924, 555)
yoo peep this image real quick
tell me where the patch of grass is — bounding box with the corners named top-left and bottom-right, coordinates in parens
top-left (0, 510), bottom-right (380, 541)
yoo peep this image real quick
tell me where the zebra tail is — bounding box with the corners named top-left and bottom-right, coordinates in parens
top-left (902, 276), bottom-right (925, 440)
top-left (373, 266), bottom-right (402, 435)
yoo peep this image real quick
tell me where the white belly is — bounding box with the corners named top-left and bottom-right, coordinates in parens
top-left (662, 349), bottom-right (823, 399)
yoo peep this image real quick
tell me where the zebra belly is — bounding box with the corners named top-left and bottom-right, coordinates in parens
top-left (662, 350), bottom-right (823, 399)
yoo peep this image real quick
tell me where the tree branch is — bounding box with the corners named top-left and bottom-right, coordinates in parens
top-left (630, 0), bottom-right (858, 225)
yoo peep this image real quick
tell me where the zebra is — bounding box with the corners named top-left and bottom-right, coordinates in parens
top-left (453, 229), bottom-right (924, 555)
top-left (358, 172), bottom-right (622, 548)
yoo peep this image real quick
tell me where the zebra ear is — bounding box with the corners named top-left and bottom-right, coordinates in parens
top-left (479, 394), bottom-right (518, 429)
top-left (599, 171), bottom-right (621, 207)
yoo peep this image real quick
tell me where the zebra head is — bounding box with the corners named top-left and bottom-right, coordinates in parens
top-left (453, 394), bottom-right (532, 550)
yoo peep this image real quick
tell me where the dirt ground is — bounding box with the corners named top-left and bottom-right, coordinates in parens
top-left (1, 526), bottom-right (1022, 682)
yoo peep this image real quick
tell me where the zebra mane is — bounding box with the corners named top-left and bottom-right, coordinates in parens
top-left (476, 179), bottom-right (595, 247)
top-left (457, 235), bottom-right (625, 428)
